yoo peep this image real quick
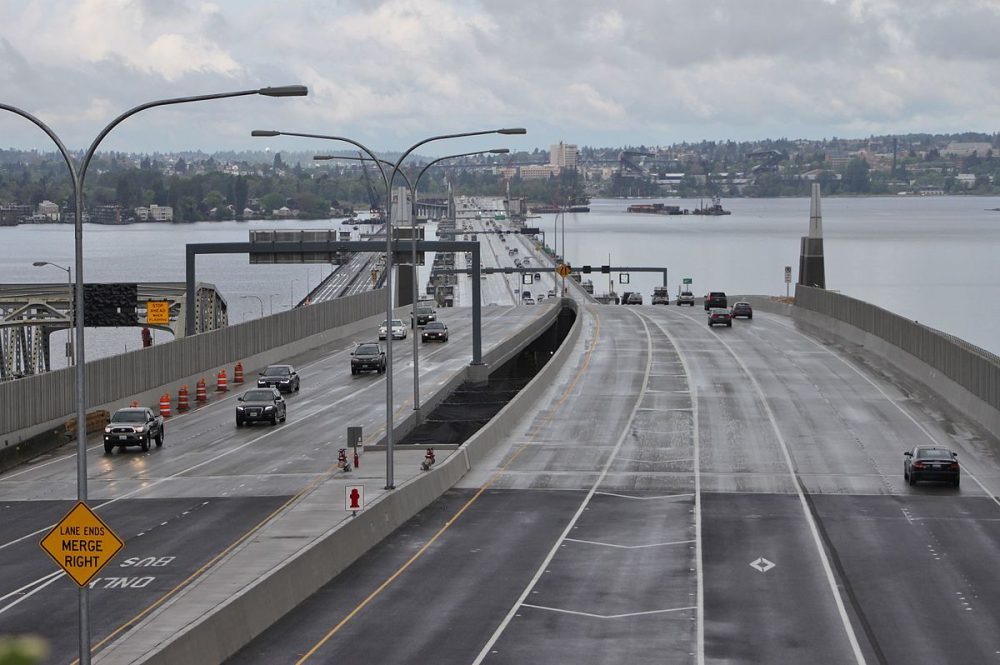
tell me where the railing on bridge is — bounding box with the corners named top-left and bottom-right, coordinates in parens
top-left (795, 284), bottom-right (1000, 412)
top-left (1, 289), bottom-right (384, 440)
top-left (0, 282), bottom-right (227, 380)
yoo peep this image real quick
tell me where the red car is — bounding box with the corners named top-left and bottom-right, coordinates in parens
top-left (707, 308), bottom-right (732, 327)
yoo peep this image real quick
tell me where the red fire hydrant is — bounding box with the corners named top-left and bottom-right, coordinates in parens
top-left (421, 448), bottom-right (436, 471)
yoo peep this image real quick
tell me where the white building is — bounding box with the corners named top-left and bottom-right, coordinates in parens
top-left (37, 200), bottom-right (60, 221)
top-left (135, 204), bottom-right (174, 222)
top-left (955, 173), bottom-right (977, 188)
top-left (550, 142), bottom-right (578, 170)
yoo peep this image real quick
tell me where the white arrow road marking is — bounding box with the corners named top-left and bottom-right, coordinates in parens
top-left (749, 557), bottom-right (776, 573)
top-left (595, 492), bottom-right (695, 500)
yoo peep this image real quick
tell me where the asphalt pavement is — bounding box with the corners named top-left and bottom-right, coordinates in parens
top-left (227, 298), bottom-right (1000, 664)
top-left (0, 303), bottom-right (552, 662)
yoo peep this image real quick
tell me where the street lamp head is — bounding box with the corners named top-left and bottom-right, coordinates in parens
top-left (313, 155), bottom-right (334, 160)
top-left (497, 127), bottom-right (527, 135)
top-left (32, 261), bottom-right (48, 267)
top-left (257, 85), bottom-right (309, 97)
top-left (490, 149), bottom-right (510, 154)
top-left (251, 129), bottom-right (281, 137)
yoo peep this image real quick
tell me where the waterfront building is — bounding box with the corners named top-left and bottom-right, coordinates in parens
top-left (0, 204), bottom-right (32, 226)
top-left (135, 204), bottom-right (174, 222)
top-left (944, 141), bottom-right (994, 158)
top-left (37, 200), bottom-right (60, 221)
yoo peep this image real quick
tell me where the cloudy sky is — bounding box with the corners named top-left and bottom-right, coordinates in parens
top-left (1, 0), bottom-right (999, 156)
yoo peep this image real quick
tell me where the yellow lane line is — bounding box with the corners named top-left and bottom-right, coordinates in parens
top-left (295, 307), bottom-right (602, 663)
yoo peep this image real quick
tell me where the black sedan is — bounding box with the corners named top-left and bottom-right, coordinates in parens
top-left (707, 308), bottom-right (732, 327)
top-left (236, 388), bottom-right (287, 427)
top-left (257, 364), bottom-right (300, 393)
top-left (731, 301), bottom-right (753, 319)
top-left (904, 446), bottom-right (960, 486)
top-left (421, 321), bottom-right (449, 342)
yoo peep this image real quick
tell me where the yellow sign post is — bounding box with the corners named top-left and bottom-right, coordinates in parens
top-left (146, 301), bottom-right (170, 325)
top-left (556, 263), bottom-right (572, 278)
top-left (40, 502), bottom-right (124, 587)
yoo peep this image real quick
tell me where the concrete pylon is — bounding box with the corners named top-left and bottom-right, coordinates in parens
top-left (798, 183), bottom-right (826, 289)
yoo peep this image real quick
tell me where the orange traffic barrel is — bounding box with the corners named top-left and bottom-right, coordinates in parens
top-left (177, 385), bottom-right (190, 412)
top-left (216, 369), bottom-right (228, 392)
top-left (159, 393), bottom-right (171, 418)
top-left (234, 361), bottom-right (244, 384)
top-left (196, 377), bottom-right (208, 402)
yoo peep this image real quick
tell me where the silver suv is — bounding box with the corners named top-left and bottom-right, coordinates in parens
top-left (676, 291), bottom-right (695, 306)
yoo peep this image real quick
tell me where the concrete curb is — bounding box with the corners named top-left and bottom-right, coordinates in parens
top-left (96, 301), bottom-right (581, 665)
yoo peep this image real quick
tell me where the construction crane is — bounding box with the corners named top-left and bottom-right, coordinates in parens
top-left (747, 149), bottom-right (788, 174)
top-left (617, 150), bottom-right (653, 177)
top-left (359, 152), bottom-right (383, 221)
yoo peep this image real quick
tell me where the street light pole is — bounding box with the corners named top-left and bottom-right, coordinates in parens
top-left (268, 294), bottom-right (280, 315)
top-left (409, 149), bottom-right (509, 413)
top-left (256, 127), bottom-right (525, 491)
top-left (1, 83), bottom-right (306, 665)
top-left (33, 260), bottom-right (74, 365)
top-left (316, 149), bottom-right (509, 416)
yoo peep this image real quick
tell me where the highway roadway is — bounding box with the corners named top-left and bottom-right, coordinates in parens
top-left (228, 301), bottom-right (1000, 664)
top-left (0, 302), bottom-right (555, 662)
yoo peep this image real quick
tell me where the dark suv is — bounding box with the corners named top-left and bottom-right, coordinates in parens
top-left (351, 342), bottom-right (386, 374)
top-left (257, 364), bottom-right (300, 393)
top-left (104, 407), bottom-right (164, 454)
top-left (411, 305), bottom-right (437, 326)
top-left (705, 291), bottom-right (727, 310)
top-left (236, 387), bottom-right (286, 426)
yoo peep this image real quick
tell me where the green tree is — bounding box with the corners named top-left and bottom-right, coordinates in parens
top-left (844, 158), bottom-right (871, 193)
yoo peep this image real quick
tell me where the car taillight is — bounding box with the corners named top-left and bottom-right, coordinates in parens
top-left (949, 462), bottom-right (959, 470)
top-left (912, 461), bottom-right (926, 469)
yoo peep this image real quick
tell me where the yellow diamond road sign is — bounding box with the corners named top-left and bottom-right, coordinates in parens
top-left (146, 300), bottom-right (170, 325)
top-left (40, 502), bottom-right (124, 587)
top-left (556, 263), bottom-right (572, 278)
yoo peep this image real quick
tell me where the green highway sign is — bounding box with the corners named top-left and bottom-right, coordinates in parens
top-left (682, 278), bottom-right (692, 284)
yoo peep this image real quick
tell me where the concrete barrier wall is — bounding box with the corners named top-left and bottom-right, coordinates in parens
top-left (794, 285), bottom-right (1000, 413)
top-left (1, 289), bottom-right (385, 446)
top-left (98, 300), bottom-right (582, 665)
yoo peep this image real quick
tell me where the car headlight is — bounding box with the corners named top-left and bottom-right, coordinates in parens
top-left (236, 406), bottom-right (245, 412)
top-left (257, 379), bottom-right (266, 385)
top-left (264, 406), bottom-right (274, 412)
top-left (133, 426), bottom-right (146, 433)
top-left (104, 426), bottom-right (113, 433)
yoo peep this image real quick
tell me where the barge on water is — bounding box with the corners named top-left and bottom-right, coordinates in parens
top-left (626, 203), bottom-right (687, 215)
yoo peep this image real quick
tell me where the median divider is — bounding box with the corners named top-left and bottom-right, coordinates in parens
top-left (95, 300), bottom-right (582, 665)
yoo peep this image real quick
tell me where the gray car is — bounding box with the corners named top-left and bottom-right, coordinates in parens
top-left (236, 387), bottom-right (287, 427)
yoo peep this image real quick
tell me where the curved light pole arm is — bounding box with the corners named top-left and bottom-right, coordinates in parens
top-left (0, 103), bottom-right (79, 181)
top-left (408, 148), bottom-right (509, 413)
top-left (253, 130), bottom-right (388, 190)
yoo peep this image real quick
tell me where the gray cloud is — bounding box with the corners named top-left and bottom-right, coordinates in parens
top-left (0, 0), bottom-right (998, 154)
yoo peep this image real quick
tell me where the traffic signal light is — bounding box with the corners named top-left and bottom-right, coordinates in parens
top-left (582, 265), bottom-right (592, 274)
top-left (600, 265), bottom-right (611, 274)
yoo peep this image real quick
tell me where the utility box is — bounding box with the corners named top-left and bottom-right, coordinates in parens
top-left (347, 426), bottom-right (363, 450)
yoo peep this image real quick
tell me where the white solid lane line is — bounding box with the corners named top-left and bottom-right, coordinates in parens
top-left (667, 307), bottom-right (868, 665)
top-left (471, 309), bottom-right (655, 665)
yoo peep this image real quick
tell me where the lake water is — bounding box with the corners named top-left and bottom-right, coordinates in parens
top-left (1, 196), bottom-right (998, 368)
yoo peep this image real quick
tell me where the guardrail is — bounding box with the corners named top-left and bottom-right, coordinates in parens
top-left (794, 284), bottom-right (999, 414)
top-left (1, 289), bottom-right (385, 444)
